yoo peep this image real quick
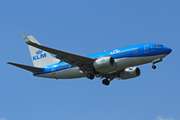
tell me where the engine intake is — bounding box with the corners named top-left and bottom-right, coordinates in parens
top-left (120, 67), bottom-right (140, 79)
top-left (93, 57), bottom-right (114, 72)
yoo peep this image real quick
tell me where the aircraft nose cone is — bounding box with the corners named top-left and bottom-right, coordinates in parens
top-left (166, 47), bottom-right (172, 54)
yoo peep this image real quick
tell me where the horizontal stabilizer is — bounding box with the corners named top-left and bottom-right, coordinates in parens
top-left (7, 62), bottom-right (44, 72)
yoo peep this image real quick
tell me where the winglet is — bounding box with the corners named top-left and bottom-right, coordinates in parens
top-left (21, 31), bottom-right (32, 44)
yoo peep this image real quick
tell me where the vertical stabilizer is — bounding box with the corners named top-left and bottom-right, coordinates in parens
top-left (21, 32), bottom-right (60, 67)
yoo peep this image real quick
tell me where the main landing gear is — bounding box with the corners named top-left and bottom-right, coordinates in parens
top-left (87, 73), bottom-right (110, 86)
top-left (102, 79), bottom-right (110, 86)
top-left (87, 73), bottom-right (94, 80)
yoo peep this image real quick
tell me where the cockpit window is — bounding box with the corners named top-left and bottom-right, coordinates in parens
top-left (154, 45), bottom-right (164, 47)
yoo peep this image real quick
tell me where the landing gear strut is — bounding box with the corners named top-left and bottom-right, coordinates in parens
top-left (152, 64), bottom-right (156, 69)
top-left (152, 58), bottom-right (162, 69)
top-left (102, 79), bottom-right (110, 86)
top-left (87, 73), bottom-right (94, 80)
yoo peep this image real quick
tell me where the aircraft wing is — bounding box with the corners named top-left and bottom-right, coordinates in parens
top-left (22, 32), bottom-right (95, 68)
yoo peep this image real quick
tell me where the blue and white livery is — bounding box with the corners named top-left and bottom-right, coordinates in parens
top-left (7, 32), bottom-right (172, 86)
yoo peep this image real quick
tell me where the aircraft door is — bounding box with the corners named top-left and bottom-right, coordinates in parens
top-left (51, 66), bottom-right (57, 78)
top-left (144, 44), bottom-right (149, 53)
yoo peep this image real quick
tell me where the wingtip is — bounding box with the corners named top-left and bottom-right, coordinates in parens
top-left (7, 62), bottom-right (13, 64)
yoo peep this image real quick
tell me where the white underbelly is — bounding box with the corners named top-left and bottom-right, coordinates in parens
top-left (34, 67), bottom-right (86, 79)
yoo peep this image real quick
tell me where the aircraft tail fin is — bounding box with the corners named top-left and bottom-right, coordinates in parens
top-left (21, 32), bottom-right (60, 67)
top-left (7, 62), bottom-right (44, 72)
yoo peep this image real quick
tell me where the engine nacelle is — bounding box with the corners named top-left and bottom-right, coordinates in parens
top-left (120, 67), bottom-right (140, 79)
top-left (93, 57), bottom-right (115, 72)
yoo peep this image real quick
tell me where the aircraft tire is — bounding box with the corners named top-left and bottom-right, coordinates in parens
top-left (87, 73), bottom-right (94, 80)
top-left (152, 65), bottom-right (156, 69)
top-left (102, 79), bottom-right (110, 86)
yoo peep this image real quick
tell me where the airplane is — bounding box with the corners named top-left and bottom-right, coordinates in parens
top-left (7, 32), bottom-right (172, 86)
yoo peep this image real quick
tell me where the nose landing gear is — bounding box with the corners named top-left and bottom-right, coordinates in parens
top-left (152, 64), bottom-right (156, 69)
top-left (152, 58), bottom-right (162, 69)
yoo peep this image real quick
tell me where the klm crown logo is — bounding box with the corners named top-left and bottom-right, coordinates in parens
top-left (100, 59), bottom-right (105, 62)
top-left (36, 50), bottom-right (43, 54)
top-left (33, 50), bottom-right (46, 61)
top-left (127, 70), bottom-right (131, 74)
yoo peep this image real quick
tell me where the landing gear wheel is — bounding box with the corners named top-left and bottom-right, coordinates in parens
top-left (87, 73), bottom-right (94, 80)
top-left (152, 65), bottom-right (156, 69)
top-left (102, 79), bottom-right (110, 86)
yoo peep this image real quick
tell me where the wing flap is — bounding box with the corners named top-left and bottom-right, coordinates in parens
top-left (7, 62), bottom-right (44, 72)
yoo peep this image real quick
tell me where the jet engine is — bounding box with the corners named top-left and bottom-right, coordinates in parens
top-left (93, 57), bottom-right (115, 72)
top-left (119, 67), bottom-right (140, 79)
